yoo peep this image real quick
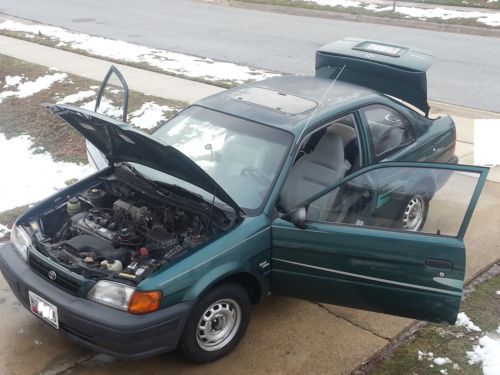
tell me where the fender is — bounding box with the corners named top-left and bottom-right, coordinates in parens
top-left (183, 261), bottom-right (269, 302)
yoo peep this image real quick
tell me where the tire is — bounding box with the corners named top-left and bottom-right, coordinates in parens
top-left (178, 283), bottom-right (251, 363)
top-left (397, 190), bottom-right (430, 232)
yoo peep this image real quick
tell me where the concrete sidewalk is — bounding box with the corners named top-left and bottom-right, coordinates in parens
top-left (1, 34), bottom-right (500, 375)
top-left (0, 35), bottom-right (223, 104)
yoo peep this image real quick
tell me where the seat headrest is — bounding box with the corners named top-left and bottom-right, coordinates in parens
top-left (308, 132), bottom-right (345, 167)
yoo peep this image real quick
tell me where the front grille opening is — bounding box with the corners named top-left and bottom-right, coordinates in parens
top-left (29, 256), bottom-right (81, 295)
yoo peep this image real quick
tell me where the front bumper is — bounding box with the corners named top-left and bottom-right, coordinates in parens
top-left (0, 243), bottom-right (193, 359)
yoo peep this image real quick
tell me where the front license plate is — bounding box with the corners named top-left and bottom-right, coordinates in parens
top-left (29, 291), bottom-right (59, 329)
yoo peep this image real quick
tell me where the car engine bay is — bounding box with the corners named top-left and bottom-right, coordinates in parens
top-left (26, 168), bottom-right (234, 283)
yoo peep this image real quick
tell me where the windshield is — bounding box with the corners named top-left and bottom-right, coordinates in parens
top-left (151, 106), bottom-right (292, 214)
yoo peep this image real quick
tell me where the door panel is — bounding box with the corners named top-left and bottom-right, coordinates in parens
top-left (271, 162), bottom-right (488, 323)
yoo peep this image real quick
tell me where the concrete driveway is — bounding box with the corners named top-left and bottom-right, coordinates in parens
top-left (1, 112), bottom-right (499, 375)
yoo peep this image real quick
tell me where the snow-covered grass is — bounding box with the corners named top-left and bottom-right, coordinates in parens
top-left (280, 0), bottom-right (500, 27)
top-left (0, 133), bottom-right (93, 212)
top-left (410, 314), bottom-right (500, 374)
top-left (372, 271), bottom-right (500, 375)
top-left (369, 4), bottom-right (500, 27)
top-left (128, 102), bottom-right (175, 130)
top-left (0, 55), bottom-right (185, 226)
top-left (0, 20), bottom-right (279, 86)
top-left (58, 92), bottom-right (177, 130)
top-left (0, 72), bottom-right (67, 103)
top-left (56, 90), bottom-right (95, 105)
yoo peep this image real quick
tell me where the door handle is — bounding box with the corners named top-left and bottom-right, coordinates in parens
top-left (425, 258), bottom-right (453, 270)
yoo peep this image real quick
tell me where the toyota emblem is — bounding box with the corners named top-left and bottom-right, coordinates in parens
top-left (48, 270), bottom-right (57, 281)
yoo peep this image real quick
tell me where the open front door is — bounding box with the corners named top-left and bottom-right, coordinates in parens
top-left (95, 65), bottom-right (129, 122)
top-left (271, 162), bottom-right (488, 323)
top-left (86, 66), bottom-right (130, 170)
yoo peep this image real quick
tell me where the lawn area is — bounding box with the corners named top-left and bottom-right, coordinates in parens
top-left (411, 0), bottom-right (500, 11)
top-left (360, 263), bottom-right (500, 374)
top-left (238, 0), bottom-right (500, 28)
top-left (0, 54), bottom-right (185, 163)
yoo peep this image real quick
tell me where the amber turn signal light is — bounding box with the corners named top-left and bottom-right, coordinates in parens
top-left (128, 290), bottom-right (162, 314)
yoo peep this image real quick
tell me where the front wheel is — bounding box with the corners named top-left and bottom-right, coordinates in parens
top-left (179, 283), bottom-right (251, 363)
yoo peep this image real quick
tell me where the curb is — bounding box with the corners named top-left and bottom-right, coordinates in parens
top-left (226, 1), bottom-right (500, 39)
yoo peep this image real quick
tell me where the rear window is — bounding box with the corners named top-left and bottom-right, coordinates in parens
top-left (360, 105), bottom-right (415, 161)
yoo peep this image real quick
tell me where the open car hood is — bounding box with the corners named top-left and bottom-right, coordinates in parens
top-left (46, 104), bottom-right (243, 216)
top-left (316, 38), bottom-right (434, 115)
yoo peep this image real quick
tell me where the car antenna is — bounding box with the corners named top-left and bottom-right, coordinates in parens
top-left (295, 64), bottom-right (346, 145)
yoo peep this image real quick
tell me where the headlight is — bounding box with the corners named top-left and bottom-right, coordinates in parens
top-left (10, 225), bottom-right (31, 262)
top-left (87, 280), bottom-right (135, 311)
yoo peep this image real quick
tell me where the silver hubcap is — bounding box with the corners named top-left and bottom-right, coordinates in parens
top-left (402, 195), bottom-right (426, 231)
top-left (196, 298), bottom-right (241, 351)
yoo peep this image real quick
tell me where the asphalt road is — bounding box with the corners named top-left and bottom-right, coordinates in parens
top-left (1, 0), bottom-right (499, 111)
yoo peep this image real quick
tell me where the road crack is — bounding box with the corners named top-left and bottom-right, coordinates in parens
top-left (313, 302), bottom-right (391, 341)
top-left (39, 354), bottom-right (94, 375)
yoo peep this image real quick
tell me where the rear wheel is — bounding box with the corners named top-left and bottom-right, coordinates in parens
top-left (179, 283), bottom-right (251, 363)
top-left (399, 192), bottom-right (429, 231)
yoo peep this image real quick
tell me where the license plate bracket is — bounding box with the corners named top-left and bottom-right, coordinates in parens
top-left (29, 291), bottom-right (59, 329)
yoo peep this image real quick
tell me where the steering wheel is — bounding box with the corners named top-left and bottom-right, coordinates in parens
top-left (241, 166), bottom-right (271, 186)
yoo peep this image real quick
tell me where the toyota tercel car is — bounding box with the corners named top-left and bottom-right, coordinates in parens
top-left (0, 38), bottom-right (488, 363)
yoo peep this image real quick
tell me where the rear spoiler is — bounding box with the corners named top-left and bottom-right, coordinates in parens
top-left (316, 38), bottom-right (433, 116)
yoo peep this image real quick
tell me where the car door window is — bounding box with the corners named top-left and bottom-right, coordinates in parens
top-left (306, 165), bottom-right (483, 237)
top-left (360, 105), bottom-right (415, 161)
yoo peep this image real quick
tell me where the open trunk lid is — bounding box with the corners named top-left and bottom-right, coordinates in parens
top-left (316, 38), bottom-right (433, 115)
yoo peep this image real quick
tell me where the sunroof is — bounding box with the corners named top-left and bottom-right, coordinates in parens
top-left (229, 87), bottom-right (318, 115)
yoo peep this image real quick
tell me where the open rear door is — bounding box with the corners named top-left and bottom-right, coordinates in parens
top-left (272, 162), bottom-right (487, 323)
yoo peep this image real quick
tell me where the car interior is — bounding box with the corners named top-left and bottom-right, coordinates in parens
top-left (279, 114), bottom-right (361, 219)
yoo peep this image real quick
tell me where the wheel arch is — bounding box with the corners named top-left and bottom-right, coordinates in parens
top-left (185, 263), bottom-right (267, 305)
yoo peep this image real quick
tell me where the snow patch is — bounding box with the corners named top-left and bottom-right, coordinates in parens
top-left (0, 72), bottom-right (67, 103)
top-left (299, 0), bottom-right (500, 27)
top-left (128, 102), bottom-right (173, 129)
top-left (0, 223), bottom-right (10, 237)
top-left (304, 0), bottom-right (361, 7)
top-left (0, 20), bottom-right (279, 84)
top-left (467, 334), bottom-right (500, 375)
top-left (57, 90), bottom-right (95, 104)
top-left (81, 97), bottom-right (123, 119)
top-left (0, 133), bottom-right (92, 212)
top-left (433, 357), bottom-right (453, 365)
top-left (455, 312), bottom-right (482, 332)
top-left (3, 75), bottom-right (24, 87)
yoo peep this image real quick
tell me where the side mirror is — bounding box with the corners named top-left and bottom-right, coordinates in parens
top-left (289, 207), bottom-right (307, 229)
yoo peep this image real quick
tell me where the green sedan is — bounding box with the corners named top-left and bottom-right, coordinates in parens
top-left (0, 38), bottom-right (488, 363)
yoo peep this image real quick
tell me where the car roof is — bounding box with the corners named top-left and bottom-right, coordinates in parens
top-left (196, 75), bottom-right (379, 133)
